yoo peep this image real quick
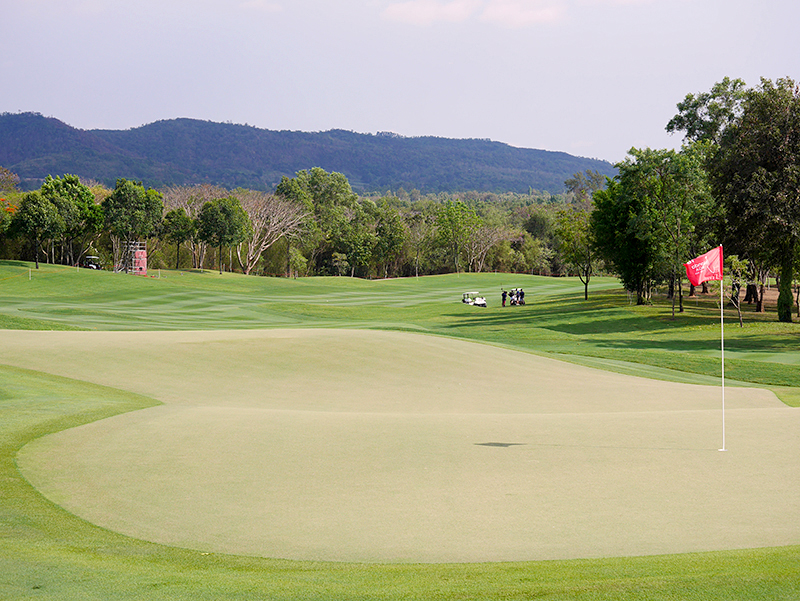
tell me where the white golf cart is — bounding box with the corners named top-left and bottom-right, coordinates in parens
top-left (82, 255), bottom-right (102, 269)
top-left (462, 291), bottom-right (488, 307)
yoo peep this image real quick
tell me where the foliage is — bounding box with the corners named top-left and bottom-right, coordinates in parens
top-left (9, 191), bottom-right (62, 269)
top-left (102, 179), bottom-right (164, 273)
top-left (233, 188), bottom-right (308, 275)
top-left (161, 208), bottom-right (195, 269)
top-left (103, 178), bottom-right (163, 241)
top-left (197, 196), bottom-right (252, 274)
top-left (708, 77), bottom-right (800, 322)
top-left (435, 200), bottom-right (481, 273)
top-left (564, 168), bottom-right (605, 208)
top-left (666, 76), bottom-right (747, 144)
top-left (40, 173), bottom-right (103, 265)
top-left (556, 207), bottom-right (595, 299)
top-left (276, 167), bottom-right (361, 275)
top-left (0, 165), bottom-right (21, 191)
top-left (591, 177), bottom-right (661, 304)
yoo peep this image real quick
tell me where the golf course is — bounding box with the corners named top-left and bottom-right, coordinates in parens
top-left (1, 260), bottom-right (799, 599)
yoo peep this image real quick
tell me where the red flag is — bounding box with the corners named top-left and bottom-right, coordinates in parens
top-left (684, 246), bottom-right (723, 286)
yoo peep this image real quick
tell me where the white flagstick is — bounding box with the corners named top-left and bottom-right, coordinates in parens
top-left (720, 277), bottom-right (726, 451)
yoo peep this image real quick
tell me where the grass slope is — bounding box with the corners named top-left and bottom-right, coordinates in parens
top-left (2, 261), bottom-right (799, 402)
top-left (1, 260), bottom-right (799, 599)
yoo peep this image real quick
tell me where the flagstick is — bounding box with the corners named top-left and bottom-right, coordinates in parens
top-left (719, 278), bottom-right (726, 452)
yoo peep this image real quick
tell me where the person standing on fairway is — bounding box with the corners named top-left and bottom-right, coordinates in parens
top-left (502, 289), bottom-right (507, 307)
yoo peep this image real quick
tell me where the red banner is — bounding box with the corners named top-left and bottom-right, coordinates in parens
top-left (684, 246), bottom-right (723, 286)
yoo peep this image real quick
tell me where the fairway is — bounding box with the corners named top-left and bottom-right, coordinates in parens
top-left (6, 328), bottom-right (799, 563)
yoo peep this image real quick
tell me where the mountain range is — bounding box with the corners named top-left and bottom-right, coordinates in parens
top-left (0, 112), bottom-right (616, 194)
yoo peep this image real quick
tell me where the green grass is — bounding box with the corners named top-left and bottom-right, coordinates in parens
top-left (3, 261), bottom-right (798, 402)
top-left (2, 365), bottom-right (798, 601)
top-left (2, 260), bottom-right (800, 600)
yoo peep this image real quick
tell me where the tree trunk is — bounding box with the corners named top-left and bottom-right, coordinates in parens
top-left (795, 282), bottom-right (800, 317)
top-left (777, 252), bottom-right (794, 322)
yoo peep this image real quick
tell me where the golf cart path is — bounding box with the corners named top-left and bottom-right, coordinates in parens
top-left (5, 329), bottom-right (799, 563)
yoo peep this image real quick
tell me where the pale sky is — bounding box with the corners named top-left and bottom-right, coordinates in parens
top-left (3, 0), bottom-right (798, 163)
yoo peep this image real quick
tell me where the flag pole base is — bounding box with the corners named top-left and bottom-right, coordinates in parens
top-left (718, 448), bottom-right (727, 452)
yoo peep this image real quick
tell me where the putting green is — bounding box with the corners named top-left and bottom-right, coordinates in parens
top-left (5, 329), bottom-right (799, 563)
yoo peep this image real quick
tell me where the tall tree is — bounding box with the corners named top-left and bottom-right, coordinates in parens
top-left (556, 208), bottom-right (596, 300)
top-left (161, 208), bottom-right (195, 269)
top-left (709, 77), bottom-right (800, 322)
top-left (233, 189), bottom-right (308, 276)
top-left (666, 77), bottom-right (747, 144)
top-left (374, 203), bottom-right (407, 278)
top-left (275, 167), bottom-right (359, 274)
top-left (564, 169), bottom-right (605, 209)
top-left (0, 166), bottom-right (20, 192)
top-left (591, 177), bottom-right (662, 305)
top-left (616, 146), bottom-right (712, 315)
top-left (10, 191), bottom-right (62, 269)
top-left (435, 200), bottom-right (480, 273)
top-left (163, 184), bottom-right (227, 269)
top-left (197, 196), bottom-right (251, 274)
top-left (40, 174), bottom-right (102, 265)
top-left (103, 179), bottom-right (163, 273)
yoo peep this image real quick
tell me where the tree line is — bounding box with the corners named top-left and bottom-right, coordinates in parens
top-left (1, 76), bottom-right (798, 323)
top-left (590, 76), bottom-right (800, 323)
top-left (0, 166), bottom-right (591, 281)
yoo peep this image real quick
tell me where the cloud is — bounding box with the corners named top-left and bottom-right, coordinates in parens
top-left (479, 0), bottom-right (564, 27)
top-left (381, 0), bottom-right (565, 27)
top-left (381, 0), bottom-right (483, 26)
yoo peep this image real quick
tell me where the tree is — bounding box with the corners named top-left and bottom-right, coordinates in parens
top-left (103, 179), bottom-right (163, 272)
top-left (564, 169), bottom-right (605, 209)
top-left (161, 208), bottom-right (195, 269)
top-left (40, 174), bottom-right (102, 265)
top-left (197, 196), bottom-right (251, 274)
top-left (373, 204), bottom-right (407, 278)
top-left (10, 191), bottom-right (62, 269)
top-left (708, 77), bottom-right (800, 322)
top-left (464, 225), bottom-right (506, 273)
top-left (405, 211), bottom-right (435, 278)
top-left (275, 167), bottom-right (359, 274)
top-left (233, 189), bottom-right (308, 276)
top-left (616, 146), bottom-right (712, 315)
top-left (591, 177), bottom-right (661, 304)
top-left (0, 166), bottom-right (20, 192)
top-left (666, 77), bottom-right (747, 145)
top-left (556, 208), bottom-right (595, 300)
top-left (436, 200), bottom-right (481, 273)
top-left (163, 184), bottom-right (228, 269)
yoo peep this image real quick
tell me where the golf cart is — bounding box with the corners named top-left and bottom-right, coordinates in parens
top-left (81, 255), bottom-right (102, 269)
top-left (462, 291), bottom-right (487, 307)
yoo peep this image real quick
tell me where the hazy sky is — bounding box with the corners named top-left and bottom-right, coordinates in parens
top-left (3, 0), bottom-right (798, 163)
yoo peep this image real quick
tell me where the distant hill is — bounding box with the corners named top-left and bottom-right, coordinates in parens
top-left (1, 112), bottom-right (616, 194)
